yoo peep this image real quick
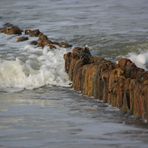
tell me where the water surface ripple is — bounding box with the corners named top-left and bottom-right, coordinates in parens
top-left (0, 87), bottom-right (148, 148)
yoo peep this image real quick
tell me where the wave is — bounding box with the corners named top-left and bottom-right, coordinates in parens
top-left (0, 45), bottom-right (70, 91)
top-left (126, 51), bottom-right (148, 70)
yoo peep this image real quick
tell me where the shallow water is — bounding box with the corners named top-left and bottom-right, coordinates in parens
top-left (0, 0), bottom-right (148, 147)
top-left (0, 87), bottom-right (148, 148)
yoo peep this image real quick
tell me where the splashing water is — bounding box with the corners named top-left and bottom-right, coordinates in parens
top-left (127, 51), bottom-right (148, 70)
top-left (0, 44), bottom-right (70, 91)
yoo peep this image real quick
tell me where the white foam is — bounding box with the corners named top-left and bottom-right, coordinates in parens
top-left (126, 51), bottom-right (148, 70)
top-left (0, 45), bottom-right (71, 90)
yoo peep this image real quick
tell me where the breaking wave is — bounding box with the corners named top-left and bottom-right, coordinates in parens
top-left (0, 45), bottom-right (70, 91)
top-left (126, 51), bottom-right (148, 70)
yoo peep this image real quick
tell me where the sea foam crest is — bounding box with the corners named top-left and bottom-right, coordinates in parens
top-left (127, 51), bottom-right (148, 70)
top-left (0, 45), bottom-right (70, 90)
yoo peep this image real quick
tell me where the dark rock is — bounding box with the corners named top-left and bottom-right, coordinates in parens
top-left (16, 36), bottom-right (29, 42)
top-left (38, 35), bottom-right (57, 49)
top-left (25, 29), bottom-right (41, 37)
top-left (30, 40), bottom-right (38, 45)
top-left (3, 23), bottom-right (14, 27)
top-left (59, 42), bottom-right (72, 48)
top-left (48, 44), bottom-right (57, 49)
top-left (0, 24), bottom-right (22, 35)
top-left (38, 33), bottom-right (53, 48)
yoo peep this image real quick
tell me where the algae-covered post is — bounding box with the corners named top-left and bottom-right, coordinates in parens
top-left (64, 47), bottom-right (148, 122)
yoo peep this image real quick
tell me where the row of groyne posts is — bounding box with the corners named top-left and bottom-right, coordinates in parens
top-left (64, 47), bottom-right (148, 122)
top-left (0, 23), bottom-right (148, 123)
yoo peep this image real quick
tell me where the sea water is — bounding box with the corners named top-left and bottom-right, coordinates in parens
top-left (0, 0), bottom-right (148, 147)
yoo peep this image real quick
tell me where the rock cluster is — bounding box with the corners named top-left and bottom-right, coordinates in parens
top-left (17, 36), bottom-right (29, 42)
top-left (64, 47), bottom-right (148, 122)
top-left (0, 23), bottom-right (71, 48)
top-left (0, 23), bottom-right (22, 35)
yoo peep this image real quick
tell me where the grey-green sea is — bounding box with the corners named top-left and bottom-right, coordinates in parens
top-left (0, 0), bottom-right (148, 147)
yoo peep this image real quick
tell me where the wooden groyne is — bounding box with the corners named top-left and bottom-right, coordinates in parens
top-left (64, 47), bottom-right (148, 122)
top-left (0, 23), bottom-right (148, 122)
